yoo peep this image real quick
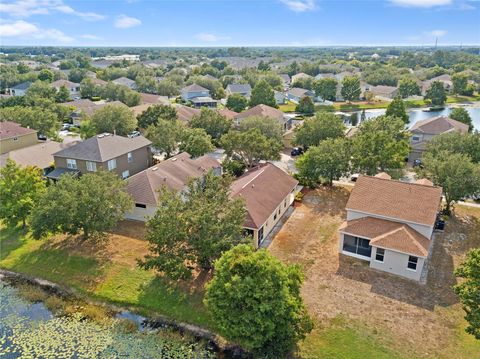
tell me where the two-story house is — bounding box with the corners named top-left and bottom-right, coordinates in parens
top-left (226, 84), bottom-right (252, 98)
top-left (286, 87), bottom-right (316, 103)
top-left (51, 80), bottom-right (81, 98)
top-left (124, 152), bottom-right (221, 221)
top-left (234, 104), bottom-right (292, 132)
top-left (47, 133), bottom-right (152, 180)
top-left (181, 84), bottom-right (210, 101)
top-left (9, 82), bottom-right (32, 96)
top-left (408, 116), bottom-right (469, 162)
top-left (0, 121), bottom-right (38, 154)
top-left (338, 173), bottom-right (443, 282)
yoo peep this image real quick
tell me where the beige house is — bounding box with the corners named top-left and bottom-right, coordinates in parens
top-left (0, 121), bottom-right (38, 154)
top-left (234, 104), bottom-right (292, 131)
top-left (409, 116), bottom-right (469, 162)
top-left (124, 152), bottom-right (221, 221)
top-left (231, 163), bottom-right (299, 247)
top-left (48, 133), bottom-right (152, 180)
top-left (51, 80), bottom-right (81, 97)
top-left (338, 173), bottom-right (442, 282)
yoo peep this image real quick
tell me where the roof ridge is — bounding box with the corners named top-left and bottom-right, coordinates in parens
top-left (401, 225), bottom-right (429, 256)
top-left (363, 175), bottom-right (440, 189)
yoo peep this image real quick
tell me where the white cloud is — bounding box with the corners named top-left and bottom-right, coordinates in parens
top-left (389, 0), bottom-right (452, 8)
top-left (280, 0), bottom-right (316, 12)
top-left (0, 20), bottom-right (73, 42)
top-left (194, 32), bottom-right (230, 42)
top-left (115, 14), bottom-right (141, 28)
top-left (425, 29), bottom-right (447, 37)
top-left (80, 34), bottom-right (102, 40)
top-left (0, 0), bottom-right (104, 21)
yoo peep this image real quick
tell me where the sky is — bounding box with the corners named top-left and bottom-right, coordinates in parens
top-left (0, 0), bottom-right (479, 47)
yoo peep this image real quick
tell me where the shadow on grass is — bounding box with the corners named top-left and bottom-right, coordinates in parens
top-left (0, 225), bottom-right (28, 261)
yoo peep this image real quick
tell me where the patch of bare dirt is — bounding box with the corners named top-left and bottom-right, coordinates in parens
top-left (268, 187), bottom-right (480, 358)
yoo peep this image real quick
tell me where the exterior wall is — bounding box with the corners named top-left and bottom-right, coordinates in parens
top-left (54, 146), bottom-right (152, 178)
top-left (125, 204), bottom-right (157, 221)
top-left (346, 210), bottom-right (434, 239)
top-left (11, 89), bottom-right (27, 96)
top-left (0, 132), bottom-right (38, 154)
top-left (181, 90), bottom-right (210, 101)
top-left (370, 247), bottom-right (425, 281)
top-left (252, 189), bottom-right (296, 248)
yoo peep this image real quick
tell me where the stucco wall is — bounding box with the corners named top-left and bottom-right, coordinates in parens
top-left (125, 204), bottom-right (157, 221)
top-left (0, 132), bottom-right (38, 154)
top-left (370, 247), bottom-right (424, 281)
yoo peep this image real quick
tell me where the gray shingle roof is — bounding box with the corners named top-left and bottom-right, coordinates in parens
top-left (181, 84), bottom-right (209, 93)
top-left (227, 83), bottom-right (252, 93)
top-left (53, 133), bottom-right (151, 162)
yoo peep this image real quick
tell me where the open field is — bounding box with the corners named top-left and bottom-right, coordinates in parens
top-left (269, 187), bottom-right (480, 359)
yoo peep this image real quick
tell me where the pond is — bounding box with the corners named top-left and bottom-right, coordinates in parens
top-left (0, 280), bottom-right (217, 358)
top-left (352, 105), bottom-right (480, 130)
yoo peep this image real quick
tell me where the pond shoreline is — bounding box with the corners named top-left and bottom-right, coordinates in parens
top-left (0, 268), bottom-right (248, 358)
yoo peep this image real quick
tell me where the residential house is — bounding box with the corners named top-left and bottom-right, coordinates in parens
top-left (124, 152), bottom-right (221, 221)
top-left (89, 78), bottom-right (107, 86)
top-left (112, 77), bottom-right (136, 89)
top-left (274, 90), bottom-right (286, 105)
top-left (230, 163), bottom-right (299, 247)
top-left (190, 97), bottom-right (217, 108)
top-left (234, 104), bottom-right (292, 131)
top-left (338, 174), bottom-right (443, 282)
top-left (218, 108), bottom-right (238, 120)
top-left (139, 93), bottom-right (170, 105)
top-left (408, 116), bottom-right (469, 162)
top-left (47, 133), bottom-right (152, 180)
top-left (9, 82), bottom-right (31, 96)
top-left (60, 99), bottom-right (124, 125)
top-left (176, 105), bottom-right (201, 123)
top-left (279, 74), bottom-right (291, 88)
top-left (181, 84), bottom-right (210, 101)
top-left (226, 84), bottom-right (252, 98)
top-left (51, 80), bottom-right (81, 98)
top-left (368, 85), bottom-right (399, 100)
top-left (0, 121), bottom-right (38, 154)
top-left (291, 72), bottom-right (312, 84)
top-left (421, 74), bottom-right (452, 95)
top-left (0, 140), bottom-right (80, 174)
top-left (287, 87), bottom-right (315, 103)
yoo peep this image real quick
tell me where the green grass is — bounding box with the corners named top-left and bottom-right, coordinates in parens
top-left (0, 226), bottom-right (214, 329)
top-left (300, 318), bottom-right (405, 359)
top-left (279, 101), bottom-right (297, 112)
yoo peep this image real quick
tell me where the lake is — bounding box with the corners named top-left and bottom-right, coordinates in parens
top-left (353, 105), bottom-right (480, 130)
top-left (0, 280), bottom-right (217, 358)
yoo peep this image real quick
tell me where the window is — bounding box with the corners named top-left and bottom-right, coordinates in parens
top-left (122, 170), bottom-right (130, 179)
top-left (127, 152), bottom-right (133, 163)
top-left (86, 161), bottom-right (96, 172)
top-left (278, 208), bottom-right (281, 215)
top-left (412, 136), bottom-right (420, 141)
top-left (135, 203), bottom-right (146, 209)
top-left (284, 199), bottom-right (287, 208)
top-left (258, 226), bottom-right (264, 243)
top-left (375, 248), bottom-right (385, 262)
top-left (107, 159), bottom-right (117, 171)
top-left (13, 137), bottom-right (18, 141)
top-left (66, 159), bottom-right (77, 169)
top-left (274, 214), bottom-right (277, 221)
top-left (342, 235), bottom-right (372, 257)
top-left (407, 256), bottom-right (418, 270)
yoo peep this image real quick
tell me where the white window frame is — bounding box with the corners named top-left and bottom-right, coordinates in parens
top-left (122, 170), bottom-right (130, 179)
top-left (375, 248), bottom-right (385, 262)
top-left (407, 256), bottom-right (418, 271)
top-left (127, 152), bottom-right (133, 163)
top-left (107, 159), bottom-right (117, 171)
top-left (86, 161), bottom-right (97, 172)
top-left (66, 158), bottom-right (77, 169)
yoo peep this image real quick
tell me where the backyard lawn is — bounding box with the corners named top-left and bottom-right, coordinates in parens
top-left (269, 187), bottom-right (480, 359)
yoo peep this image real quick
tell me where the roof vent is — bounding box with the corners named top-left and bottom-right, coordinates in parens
top-left (151, 167), bottom-right (158, 171)
top-left (171, 158), bottom-right (177, 162)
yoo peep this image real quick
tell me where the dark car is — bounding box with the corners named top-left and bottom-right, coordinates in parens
top-left (413, 159), bottom-right (423, 168)
top-left (37, 133), bottom-right (47, 141)
top-left (290, 147), bottom-right (304, 156)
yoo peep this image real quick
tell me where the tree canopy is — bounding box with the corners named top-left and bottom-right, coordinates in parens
top-left (0, 160), bottom-right (46, 228)
top-left (425, 132), bottom-right (480, 163)
top-left (351, 115), bottom-right (410, 175)
top-left (137, 104), bottom-right (177, 129)
top-left (296, 96), bottom-right (315, 115)
top-left (425, 81), bottom-right (447, 106)
top-left (249, 80), bottom-right (277, 108)
top-left (141, 172), bottom-right (245, 280)
top-left (398, 78), bottom-right (421, 98)
top-left (314, 77), bottom-right (338, 101)
top-left (341, 76), bottom-right (361, 102)
top-left (205, 244), bottom-right (313, 358)
top-left (30, 171), bottom-right (133, 239)
top-left (90, 104), bottom-right (137, 136)
top-left (449, 107), bottom-right (473, 132)
top-left (238, 115), bottom-right (283, 143)
top-left (189, 108), bottom-right (232, 144)
top-left (385, 96), bottom-right (409, 124)
top-left (179, 127), bottom-right (214, 158)
top-left (226, 93), bottom-right (248, 112)
top-left (294, 112), bottom-right (345, 148)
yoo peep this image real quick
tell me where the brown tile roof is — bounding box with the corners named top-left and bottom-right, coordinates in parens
top-left (346, 176), bottom-right (442, 227)
top-left (410, 116), bottom-right (469, 135)
top-left (231, 163), bottom-right (298, 229)
top-left (139, 93), bottom-right (170, 105)
top-left (414, 178), bottom-right (434, 186)
top-left (53, 133), bottom-right (151, 162)
top-left (60, 99), bottom-right (124, 117)
top-left (51, 79), bottom-right (80, 88)
top-left (0, 121), bottom-right (37, 140)
top-left (126, 152), bottom-right (221, 206)
top-left (218, 108), bottom-right (238, 120)
top-left (374, 172), bottom-right (392, 180)
top-left (1, 140), bottom-right (80, 169)
top-left (235, 104), bottom-right (284, 121)
top-left (340, 217), bottom-right (430, 257)
top-left (182, 84), bottom-right (209, 93)
top-left (176, 105), bottom-right (200, 123)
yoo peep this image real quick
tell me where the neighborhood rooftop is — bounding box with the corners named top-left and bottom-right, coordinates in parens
top-left (0, 121), bottom-right (37, 140)
top-left (53, 133), bottom-right (151, 162)
top-left (410, 115), bottom-right (470, 135)
top-left (346, 175), bottom-right (442, 226)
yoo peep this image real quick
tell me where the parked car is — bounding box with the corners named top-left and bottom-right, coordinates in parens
top-left (350, 174), bottom-right (359, 182)
top-left (290, 147), bottom-right (304, 156)
top-left (61, 123), bottom-right (72, 131)
top-left (128, 130), bottom-right (141, 138)
top-left (413, 159), bottom-right (423, 168)
top-left (37, 133), bottom-right (47, 141)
